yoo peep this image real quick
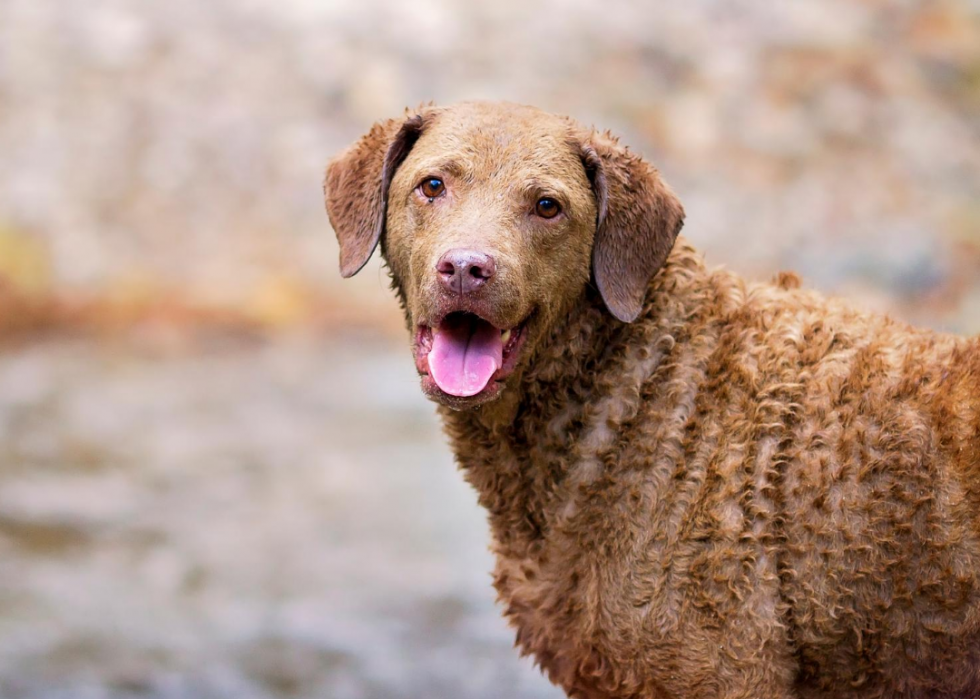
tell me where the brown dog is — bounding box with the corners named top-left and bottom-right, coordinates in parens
top-left (325, 101), bottom-right (980, 699)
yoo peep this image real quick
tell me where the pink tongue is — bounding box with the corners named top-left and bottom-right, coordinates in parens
top-left (428, 315), bottom-right (503, 397)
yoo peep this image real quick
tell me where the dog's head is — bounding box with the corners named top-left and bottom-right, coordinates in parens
top-left (325, 102), bottom-right (684, 409)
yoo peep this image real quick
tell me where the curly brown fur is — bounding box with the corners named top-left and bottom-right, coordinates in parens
top-left (325, 101), bottom-right (980, 699)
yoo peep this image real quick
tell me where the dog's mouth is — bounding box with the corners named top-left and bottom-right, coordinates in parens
top-left (415, 311), bottom-right (531, 400)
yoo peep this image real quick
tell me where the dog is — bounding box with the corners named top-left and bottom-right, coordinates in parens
top-left (325, 101), bottom-right (980, 699)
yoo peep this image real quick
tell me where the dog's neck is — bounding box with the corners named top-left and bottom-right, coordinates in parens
top-left (435, 239), bottom-right (709, 555)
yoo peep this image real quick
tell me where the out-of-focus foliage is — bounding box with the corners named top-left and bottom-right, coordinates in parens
top-left (0, 228), bottom-right (50, 296)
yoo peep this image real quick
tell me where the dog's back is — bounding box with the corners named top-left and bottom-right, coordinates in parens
top-left (732, 265), bottom-right (980, 697)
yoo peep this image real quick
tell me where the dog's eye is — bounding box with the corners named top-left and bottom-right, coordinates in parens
top-left (419, 178), bottom-right (445, 199)
top-left (535, 198), bottom-right (561, 219)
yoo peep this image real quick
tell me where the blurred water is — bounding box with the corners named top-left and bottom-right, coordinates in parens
top-left (0, 334), bottom-right (562, 699)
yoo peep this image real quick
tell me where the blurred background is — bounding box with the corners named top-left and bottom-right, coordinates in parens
top-left (0, 1), bottom-right (978, 697)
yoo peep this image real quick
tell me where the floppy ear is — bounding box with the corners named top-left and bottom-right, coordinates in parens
top-left (581, 131), bottom-right (685, 322)
top-left (324, 112), bottom-right (428, 277)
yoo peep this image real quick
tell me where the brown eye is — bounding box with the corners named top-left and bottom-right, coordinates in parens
top-left (419, 178), bottom-right (444, 199)
top-left (535, 197), bottom-right (561, 219)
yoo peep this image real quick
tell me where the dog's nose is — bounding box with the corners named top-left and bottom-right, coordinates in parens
top-left (436, 249), bottom-right (496, 295)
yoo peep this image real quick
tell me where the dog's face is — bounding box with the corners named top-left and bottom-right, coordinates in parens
top-left (326, 102), bottom-right (684, 409)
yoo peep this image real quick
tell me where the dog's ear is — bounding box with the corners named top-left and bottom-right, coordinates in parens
top-left (324, 111), bottom-right (429, 277)
top-left (580, 131), bottom-right (685, 322)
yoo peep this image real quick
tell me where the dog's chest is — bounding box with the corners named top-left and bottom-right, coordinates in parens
top-left (457, 388), bottom-right (792, 697)
top-left (487, 460), bottom-right (769, 699)
top-left (478, 441), bottom-right (760, 698)
top-left (489, 489), bottom-right (652, 697)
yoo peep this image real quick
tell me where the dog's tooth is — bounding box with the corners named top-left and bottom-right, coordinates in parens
top-left (501, 329), bottom-right (511, 344)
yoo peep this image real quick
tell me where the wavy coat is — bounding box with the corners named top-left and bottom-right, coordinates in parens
top-left (326, 101), bottom-right (980, 699)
